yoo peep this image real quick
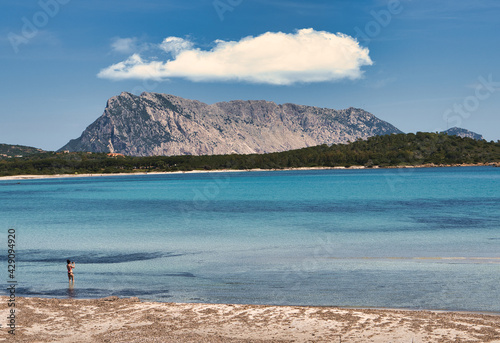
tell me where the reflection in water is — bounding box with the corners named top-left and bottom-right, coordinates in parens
top-left (67, 284), bottom-right (75, 298)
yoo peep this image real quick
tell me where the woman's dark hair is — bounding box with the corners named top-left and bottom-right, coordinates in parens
top-left (67, 259), bottom-right (71, 264)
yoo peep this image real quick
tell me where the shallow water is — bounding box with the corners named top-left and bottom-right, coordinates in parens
top-left (1, 167), bottom-right (499, 311)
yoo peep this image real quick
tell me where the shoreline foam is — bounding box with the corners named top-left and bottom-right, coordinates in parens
top-left (1, 296), bottom-right (499, 342)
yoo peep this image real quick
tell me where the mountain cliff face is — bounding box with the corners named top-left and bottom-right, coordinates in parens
top-left (60, 92), bottom-right (403, 156)
top-left (442, 127), bottom-right (484, 140)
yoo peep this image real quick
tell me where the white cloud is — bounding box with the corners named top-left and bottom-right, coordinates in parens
top-left (111, 37), bottom-right (138, 54)
top-left (98, 28), bottom-right (373, 85)
top-left (159, 37), bottom-right (194, 56)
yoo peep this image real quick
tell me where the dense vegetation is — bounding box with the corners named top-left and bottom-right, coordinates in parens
top-left (1, 133), bottom-right (499, 177)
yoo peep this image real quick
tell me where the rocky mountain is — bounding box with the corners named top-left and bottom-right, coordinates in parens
top-left (442, 127), bottom-right (484, 140)
top-left (60, 92), bottom-right (403, 156)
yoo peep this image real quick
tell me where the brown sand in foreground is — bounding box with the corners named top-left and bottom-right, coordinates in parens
top-left (1, 297), bottom-right (500, 343)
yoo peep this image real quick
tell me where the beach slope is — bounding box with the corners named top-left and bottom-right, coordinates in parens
top-left (1, 297), bottom-right (500, 342)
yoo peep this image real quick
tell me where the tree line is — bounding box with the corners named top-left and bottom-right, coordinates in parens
top-left (1, 133), bottom-right (499, 177)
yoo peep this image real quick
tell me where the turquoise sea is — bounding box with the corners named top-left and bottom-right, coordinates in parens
top-left (1, 167), bottom-right (499, 312)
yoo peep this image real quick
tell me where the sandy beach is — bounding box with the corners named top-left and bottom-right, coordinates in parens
top-left (1, 163), bottom-right (498, 182)
top-left (1, 297), bottom-right (499, 343)
top-left (0, 167), bottom-right (353, 182)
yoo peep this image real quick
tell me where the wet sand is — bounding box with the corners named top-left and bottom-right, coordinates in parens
top-left (1, 296), bottom-right (500, 342)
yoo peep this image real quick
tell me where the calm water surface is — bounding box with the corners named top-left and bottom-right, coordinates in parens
top-left (1, 167), bottom-right (499, 312)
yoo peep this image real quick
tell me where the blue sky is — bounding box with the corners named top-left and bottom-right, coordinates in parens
top-left (1, 0), bottom-right (499, 150)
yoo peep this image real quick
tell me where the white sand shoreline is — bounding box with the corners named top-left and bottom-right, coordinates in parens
top-left (1, 163), bottom-right (497, 181)
top-left (0, 167), bottom-right (352, 181)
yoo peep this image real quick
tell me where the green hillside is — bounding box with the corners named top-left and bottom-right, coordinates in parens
top-left (0, 133), bottom-right (499, 177)
top-left (0, 143), bottom-right (45, 159)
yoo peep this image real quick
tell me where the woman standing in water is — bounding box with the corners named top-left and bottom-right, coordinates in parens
top-left (67, 260), bottom-right (75, 284)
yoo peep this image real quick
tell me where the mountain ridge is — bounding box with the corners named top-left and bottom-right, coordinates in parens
top-left (442, 127), bottom-right (484, 140)
top-left (60, 92), bottom-right (403, 156)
